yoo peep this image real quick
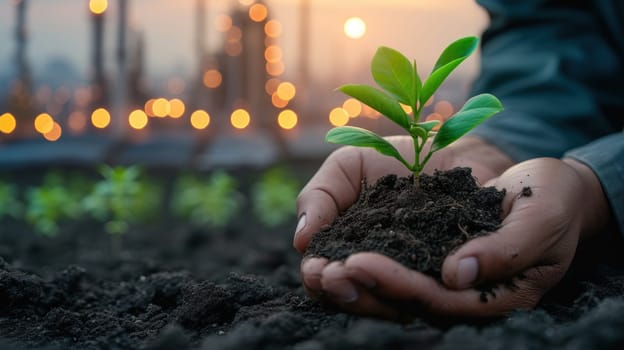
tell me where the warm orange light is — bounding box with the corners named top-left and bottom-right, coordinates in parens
top-left (203, 69), bottom-right (223, 89)
top-left (168, 99), bottom-right (185, 118)
top-left (129, 110), bottom-right (148, 129)
top-left (231, 109), bottom-right (251, 129)
top-left (434, 100), bottom-right (454, 119)
top-left (0, 113), bottom-right (16, 134)
top-left (68, 111), bottom-right (87, 133)
top-left (278, 110), bottom-right (298, 130)
top-left (265, 78), bottom-right (281, 95)
top-left (190, 110), bottom-right (210, 130)
top-left (329, 107), bottom-right (350, 126)
top-left (249, 3), bottom-right (268, 22)
top-left (73, 87), bottom-right (91, 107)
top-left (343, 98), bottom-right (362, 118)
top-left (271, 93), bottom-right (289, 108)
top-left (266, 61), bottom-right (285, 76)
top-left (361, 104), bottom-right (380, 119)
top-left (91, 108), bottom-right (111, 128)
top-left (344, 17), bottom-right (366, 39)
top-left (152, 98), bottom-right (170, 118)
top-left (215, 14), bottom-right (233, 32)
top-left (34, 113), bottom-right (54, 134)
top-left (264, 45), bottom-right (282, 63)
top-left (144, 99), bottom-right (156, 117)
top-left (265, 20), bottom-right (282, 38)
top-left (43, 122), bottom-right (62, 142)
top-left (425, 113), bottom-right (444, 131)
top-left (89, 0), bottom-right (108, 15)
top-left (276, 82), bottom-right (296, 101)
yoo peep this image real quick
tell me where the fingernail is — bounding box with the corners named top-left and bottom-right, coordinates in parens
top-left (332, 282), bottom-right (359, 303)
top-left (295, 213), bottom-right (307, 236)
top-left (456, 257), bottom-right (479, 289)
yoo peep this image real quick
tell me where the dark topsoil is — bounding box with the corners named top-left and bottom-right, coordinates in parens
top-left (2, 168), bottom-right (624, 350)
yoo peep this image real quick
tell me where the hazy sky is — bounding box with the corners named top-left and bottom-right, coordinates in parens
top-left (0, 0), bottom-right (487, 88)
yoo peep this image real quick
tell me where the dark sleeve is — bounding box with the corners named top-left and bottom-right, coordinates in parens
top-left (565, 134), bottom-right (624, 234)
top-left (469, 0), bottom-right (624, 162)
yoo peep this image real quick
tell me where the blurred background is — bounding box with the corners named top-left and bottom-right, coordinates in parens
top-left (0, 0), bottom-right (487, 170)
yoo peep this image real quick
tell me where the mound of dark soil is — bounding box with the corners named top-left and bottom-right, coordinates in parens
top-left (306, 167), bottom-right (505, 278)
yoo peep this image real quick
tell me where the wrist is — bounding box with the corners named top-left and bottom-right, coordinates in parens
top-left (563, 158), bottom-right (612, 239)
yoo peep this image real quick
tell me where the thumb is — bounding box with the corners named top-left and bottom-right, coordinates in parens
top-left (441, 191), bottom-right (550, 290)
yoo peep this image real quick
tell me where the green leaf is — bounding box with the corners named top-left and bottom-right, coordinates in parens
top-left (413, 59), bottom-right (422, 110)
top-left (409, 125), bottom-right (428, 141)
top-left (338, 84), bottom-right (411, 130)
top-left (431, 93), bottom-right (503, 152)
top-left (326, 126), bottom-right (409, 167)
top-left (420, 36), bottom-right (479, 106)
top-left (371, 47), bottom-right (415, 107)
top-left (416, 120), bottom-right (441, 132)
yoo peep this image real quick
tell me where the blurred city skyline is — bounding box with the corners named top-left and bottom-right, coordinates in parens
top-left (0, 0), bottom-right (488, 141)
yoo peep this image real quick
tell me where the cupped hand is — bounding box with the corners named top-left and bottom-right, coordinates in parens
top-left (294, 136), bottom-right (513, 253)
top-left (298, 157), bottom-right (611, 318)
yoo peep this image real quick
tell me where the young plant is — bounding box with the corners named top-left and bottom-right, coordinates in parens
top-left (83, 165), bottom-right (156, 236)
top-left (171, 171), bottom-right (243, 230)
top-left (0, 180), bottom-right (22, 220)
top-left (251, 167), bottom-right (300, 228)
top-left (326, 36), bottom-right (503, 187)
top-left (25, 172), bottom-right (84, 236)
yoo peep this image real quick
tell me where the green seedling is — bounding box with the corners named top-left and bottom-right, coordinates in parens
top-left (83, 165), bottom-right (154, 236)
top-left (25, 172), bottom-right (84, 236)
top-left (171, 171), bottom-right (243, 230)
top-left (326, 36), bottom-right (503, 187)
top-left (251, 167), bottom-right (300, 228)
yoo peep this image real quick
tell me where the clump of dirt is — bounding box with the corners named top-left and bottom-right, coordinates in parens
top-left (305, 167), bottom-right (505, 278)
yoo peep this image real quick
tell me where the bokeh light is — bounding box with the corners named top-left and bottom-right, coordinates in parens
top-left (264, 45), bottom-right (282, 63)
top-left (266, 62), bottom-right (285, 76)
top-left (152, 98), bottom-right (170, 118)
top-left (276, 82), bottom-right (296, 101)
top-left (434, 100), bottom-right (454, 119)
top-left (342, 98), bottom-right (362, 118)
top-left (144, 99), bottom-right (156, 117)
top-left (0, 113), bottom-right (17, 134)
top-left (265, 78), bottom-right (281, 95)
top-left (34, 113), bottom-right (54, 134)
top-left (249, 3), bottom-right (268, 22)
top-left (169, 98), bottom-right (185, 118)
top-left (344, 17), bottom-right (366, 39)
top-left (190, 110), bottom-right (210, 130)
top-left (91, 108), bottom-right (111, 129)
top-left (129, 110), bottom-right (148, 129)
top-left (89, 0), bottom-right (108, 15)
top-left (203, 69), bottom-right (223, 89)
top-left (43, 122), bottom-right (62, 142)
top-left (231, 109), bottom-right (251, 129)
top-left (271, 93), bottom-right (289, 108)
top-left (278, 110), bottom-right (298, 130)
top-left (215, 14), bottom-right (233, 32)
top-left (329, 107), bottom-right (350, 126)
top-left (264, 20), bottom-right (282, 38)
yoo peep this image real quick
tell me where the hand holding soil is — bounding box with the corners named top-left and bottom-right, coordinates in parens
top-left (295, 144), bottom-right (612, 318)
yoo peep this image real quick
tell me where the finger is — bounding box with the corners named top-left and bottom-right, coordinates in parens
top-left (345, 253), bottom-right (548, 317)
top-left (300, 257), bottom-right (329, 298)
top-left (294, 148), bottom-right (364, 253)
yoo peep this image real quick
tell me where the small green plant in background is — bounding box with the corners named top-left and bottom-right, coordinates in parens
top-left (171, 171), bottom-right (243, 230)
top-left (251, 167), bottom-right (300, 228)
top-left (83, 165), bottom-right (158, 236)
top-left (0, 180), bottom-right (23, 220)
top-left (25, 172), bottom-right (85, 236)
top-left (326, 36), bottom-right (503, 187)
